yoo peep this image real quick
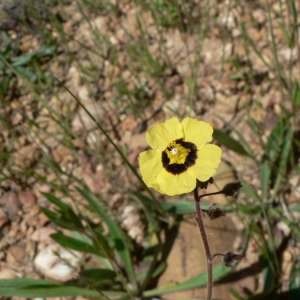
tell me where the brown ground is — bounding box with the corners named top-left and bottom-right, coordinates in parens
top-left (0, 0), bottom-right (299, 299)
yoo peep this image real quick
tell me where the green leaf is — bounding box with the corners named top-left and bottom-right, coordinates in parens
top-left (126, 192), bottom-right (164, 292)
top-left (90, 229), bottom-right (114, 258)
top-left (263, 260), bottom-right (275, 294)
top-left (271, 120), bottom-right (293, 199)
top-left (278, 22), bottom-right (290, 47)
top-left (0, 76), bottom-right (10, 94)
top-left (270, 209), bottom-right (300, 240)
top-left (77, 188), bottom-right (137, 290)
top-left (229, 74), bottom-right (243, 81)
top-left (51, 233), bottom-right (100, 255)
top-left (241, 180), bottom-right (261, 203)
top-left (264, 118), bottom-right (293, 201)
top-left (41, 193), bottom-right (84, 230)
top-left (41, 207), bottom-right (83, 231)
top-left (237, 203), bottom-right (261, 216)
top-left (79, 268), bottom-right (117, 281)
top-left (261, 159), bottom-right (271, 201)
top-left (42, 192), bottom-right (71, 211)
top-left (160, 200), bottom-right (233, 215)
top-left (229, 288), bottom-right (246, 300)
top-left (11, 46), bottom-right (56, 67)
top-left (160, 200), bottom-right (196, 214)
top-left (292, 81), bottom-right (300, 106)
top-left (151, 261), bottom-right (167, 278)
top-left (290, 203), bottom-right (300, 212)
top-left (288, 25), bottom-right (296, 48)
top-left (213, 129), bottom-right (249, 156)
top-left (0, 42), bottom-right (12, 57)
top-left (290, 264), bottom-right (300, 298)
top-left (0, 278), bottom-right (125, 298)
top-left (288, 0), bottom-right (297, 48)
top-left (11, 53), bottom-right (34, 67)
top-left (143, 264), bottom-right (231, 296)
top-left (265, 118), bottom-right (289, 162)
top-left (15, 66), bottom-right (36, 82)
top-left (136, 261), bottom-right (167, 283)
top-left (41, 207), bottom-right (68, 228)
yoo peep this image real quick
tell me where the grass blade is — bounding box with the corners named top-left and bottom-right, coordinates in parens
top-left (213, 129), bottom-right (249, 156)
top-left (77, 188), bottom-right (138, 292)
top-left (50, 233), bottom-right (100, 255)
top-left (0, 278), bottom-right (125, 298)
top-left (143, 264), bottom-right (231, 297)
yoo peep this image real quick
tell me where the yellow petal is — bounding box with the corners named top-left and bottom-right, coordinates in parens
top-left (182, 118), bottom-right (213, 150)
top-left (138, 149), bottom-right (162, 187)
top-left (188, 144), bottom-right (222, 181)
top-left (146, 117), bottom-right (183, 151)
top-left (153, 170), bottom-right (197, 196)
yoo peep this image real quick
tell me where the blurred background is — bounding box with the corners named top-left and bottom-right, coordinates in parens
top-left (0, 0), bottom-right (299, 299)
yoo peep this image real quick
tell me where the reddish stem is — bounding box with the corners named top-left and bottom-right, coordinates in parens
top-left (193, 187), bottom-right (213, 300)
top-left (212, 253), bottom-right (226, 261)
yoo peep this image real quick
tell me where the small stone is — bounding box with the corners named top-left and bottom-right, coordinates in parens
top-left (0, 268), bottom-right (17, 279)
top-left (52, 145), bottom-right (72, 164)
top-left (252, 9), bottom-right (266, 25)
top-left (18, 189), bottom-right (37, 208)
top-left (34, 244), bottom-right (81, 281)
top-left (72, 102), bottom-right (104, 132)
top-left (11, 111), bottom-right (23, 126)
top-left (7, 244), bottom-right (27, 267)
top-left (24, 271), bottom-right (40, 279)
top-left (23, 204), bottom-right (41, 226)
top-left (2, 191), bottom-right (22, 217)
top-left (12, 144), bottom-right (41, 169)
top-left (78, 86), bottom-right (90, 102)
top-left (276, 221), bottom-right (291, 237)
top-left (120, 205), bottom-right (144, 243)
top-left (31, 227), bottom-right (57, 242)
top-left (26, 240), bottom-right (37, 261)
top-left (110, 193), bottom-right (123, 209)
top-left (0, 216), bottom-right (10, 229)
top-left (279, 47), bottom-right (298, 62)
top-left (37, 211), bottom-right (50, 227)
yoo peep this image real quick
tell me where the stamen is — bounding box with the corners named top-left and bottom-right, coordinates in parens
top-left (162, 138), bottom-right (198, 174)
top-left (171, 148), bottom-right (178, 155)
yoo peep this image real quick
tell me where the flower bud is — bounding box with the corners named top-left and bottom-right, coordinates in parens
top-left (221, 181), bottom-right (242, 198)
top-left (197, 177), bottom-right (214, 189)
top-left (204, 203), bottom-right (225, 220)
top-left (223, 252), bottom-right (244, 267)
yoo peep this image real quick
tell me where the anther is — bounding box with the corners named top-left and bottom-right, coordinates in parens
top-left (171, 148), bottom-right (178, 155)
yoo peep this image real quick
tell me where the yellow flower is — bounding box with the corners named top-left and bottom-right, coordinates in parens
top-left (138, 117), bottom-right (222, 196)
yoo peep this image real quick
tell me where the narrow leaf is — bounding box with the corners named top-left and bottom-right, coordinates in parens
top-left (161, 200), bottom-right (233, 215)
top-left (0, 279), bottom-right (125, 298)
top-left (143, 264), bottom-right (230, 296)
top-left (213, 129), bottom-right (249, 156)
top-left (51, 233), bottom-right (100, 255)
top-left (79, 268), bottom-right (117, 281)
top-left (42, 192), bottom-right (71, 211)
top-left (290, 264), bottom-right (300, 298)
top-left (77, 188), bottom-right (137, 289)
top-left (41, 207), bottom-right (83, 231)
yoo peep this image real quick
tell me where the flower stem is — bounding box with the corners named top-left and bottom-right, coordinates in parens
top-left (196, 190), bottom-right (223, 201)
top-left (193, 187), bottom-right (213, 300)
top-left (212, 253), bottom-right (225, 261)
